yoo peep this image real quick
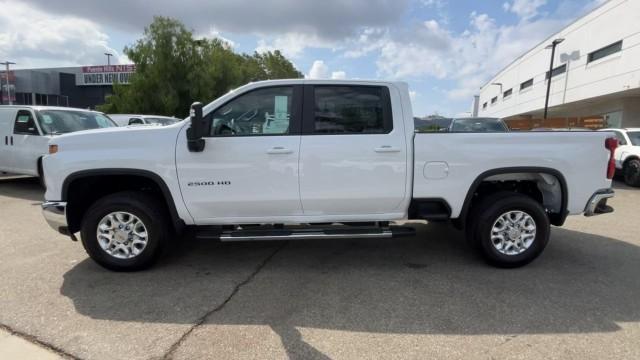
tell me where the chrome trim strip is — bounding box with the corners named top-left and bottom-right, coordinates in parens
top-left (584, 189), bottom-right (614, 217)
top-left (220, 230), bottom-right (394, 242)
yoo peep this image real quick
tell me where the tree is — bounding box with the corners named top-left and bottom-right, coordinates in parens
top-left (99, 17), bottom-right (303, 117)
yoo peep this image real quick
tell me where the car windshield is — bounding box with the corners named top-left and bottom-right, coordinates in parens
top-left (36, 110), bottom-right (116, 135)
top-left (628, 131), bottom-right (640, 146)
top-left (450, 118), bottom-right (508, 132)
top-left (144, 117), bottom-right (178, 125)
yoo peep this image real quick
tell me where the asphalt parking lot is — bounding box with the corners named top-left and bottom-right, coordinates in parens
top-left (1, 176), bottom-right (639, 360)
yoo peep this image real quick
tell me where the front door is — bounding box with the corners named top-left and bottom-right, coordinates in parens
top-left (176, 85), bottom-right (303, 222)
top-left (11, 109), bottom-right (48, 176)
top-left (299, 85), bottom-right (408, 217)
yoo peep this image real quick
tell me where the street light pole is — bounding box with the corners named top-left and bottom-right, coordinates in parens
top-left (104, 52), bottom-right (113, 66)
top-left (544, 38), bottom-right (564, 119)
top-left (0, 61), bottom-right (16, 105)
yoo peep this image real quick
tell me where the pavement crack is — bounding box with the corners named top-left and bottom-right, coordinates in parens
top-left (0, 323), bottom-right (81, 359)
top-left (162, 241), bottom-right (288, 360)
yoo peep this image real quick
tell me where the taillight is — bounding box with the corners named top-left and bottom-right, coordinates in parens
top-left (605, 137), bottom-right (618, 179)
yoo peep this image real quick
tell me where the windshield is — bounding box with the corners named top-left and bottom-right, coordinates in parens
top-left (628, 131), bottom-right (640, 146)
top-left (36, 110), bottom-right (116, 135)
top-left (450, 118), bottom-right (508, 132)
top-left (144, 117), bottom-right (178, 126)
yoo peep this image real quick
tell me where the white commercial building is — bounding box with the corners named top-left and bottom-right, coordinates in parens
top-left (476, 0), bottom-right (640, 130)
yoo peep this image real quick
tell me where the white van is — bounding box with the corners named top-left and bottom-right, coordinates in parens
top-left (108, 114), bottom-right (182, 127)
top-left (0, 106), bottom-right (116, 180)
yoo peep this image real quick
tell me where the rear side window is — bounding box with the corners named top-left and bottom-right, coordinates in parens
top-left (13, 110), bottom-right (39, 135)
top-left (310, 86), bottom-right (392, 134)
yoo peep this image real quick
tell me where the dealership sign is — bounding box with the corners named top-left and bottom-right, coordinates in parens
top-left (76, 65), bottom-right (136, 86)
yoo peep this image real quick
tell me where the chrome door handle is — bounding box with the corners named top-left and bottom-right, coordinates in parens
top-left (267, 146), bottom-right (293, 154)
top-left (374, 145), bottom-right (400, 153)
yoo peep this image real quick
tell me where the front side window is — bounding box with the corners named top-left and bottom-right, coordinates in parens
top-left (14, 110), bottom-right (40, 135)
top-left (128, 118), bottom-right (144, 125)
top-left (209, 86), bottom-right (293, 136)
top-left (144, 117), bottom-right (178, 125)
top-left (627, 131), bottom-right (640, 146)
top-left (613, 131), bottom-right (627, 146)
top-left (503, 89), bottom-right (513, 98)
top-left (313, 86), bottom-right (390, 134)
top-left (36, 110), bottom-right (116, 135)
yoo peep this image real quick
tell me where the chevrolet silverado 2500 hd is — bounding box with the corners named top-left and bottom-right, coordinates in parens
top-left (41, 80), bottom-right (617, 271)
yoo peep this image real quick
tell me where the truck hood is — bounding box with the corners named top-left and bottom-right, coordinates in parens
top-left (48, 120), bottom-right (187, 151)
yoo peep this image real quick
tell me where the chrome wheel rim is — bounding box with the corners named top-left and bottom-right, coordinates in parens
top-left (96, 212), bottom-right (148, 259)
top-left (490, 210), bottom-right (536, 256)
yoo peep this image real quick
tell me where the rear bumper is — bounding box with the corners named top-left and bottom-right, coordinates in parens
top-left (584, 189), bottom-right (615, 217)
top-left (42, 201), bottom-right (70, 235)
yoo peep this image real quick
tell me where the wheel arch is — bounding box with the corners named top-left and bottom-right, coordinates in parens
top-left (458, 167), bottom-right (568, 228)
top-left (62, 169), bottom-right (184, 234)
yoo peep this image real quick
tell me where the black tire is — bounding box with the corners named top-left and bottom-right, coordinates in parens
top-left (467, 192), bottom-right (550, 268)
top-left (624, 159), bottom-right (640, 187)
top-left (37, 158), bottom-right (45, 188)
top-left (80, 191), bottom-right (169, 271)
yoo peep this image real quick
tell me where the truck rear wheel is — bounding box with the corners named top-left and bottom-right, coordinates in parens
top-left (80, 191), bottom-right (169, 271)
top-left (624, 159), bottom-right (640, 187)
top-left (468, 192), bottom-right (550, 268)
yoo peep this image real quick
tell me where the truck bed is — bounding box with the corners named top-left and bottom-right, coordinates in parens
top-left (413, 131), bottom-right (613, 217)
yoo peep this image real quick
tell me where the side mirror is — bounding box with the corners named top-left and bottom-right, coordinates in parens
top-left (187, 102), bottom-right (206, 152)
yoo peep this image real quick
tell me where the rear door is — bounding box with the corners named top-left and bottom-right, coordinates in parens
top-left (11, 109), bottom-right (49, 176)
top-left (298, 84), bottom-right (408, 216)
top-left (176, 85), bottom-right (303, 222)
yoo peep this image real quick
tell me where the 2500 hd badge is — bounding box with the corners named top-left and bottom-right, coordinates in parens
top-left (187, 181), bottom-right (231, 186)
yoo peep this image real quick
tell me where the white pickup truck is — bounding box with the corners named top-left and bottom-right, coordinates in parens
top-left (599, 128), bottom-right (640, 187)
top-left (41, 80), bottom-right (618, 271)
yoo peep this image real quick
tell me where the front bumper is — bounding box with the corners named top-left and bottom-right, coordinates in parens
top-left (42, 201), bottom-right (70, 235)
top-left (584, 189), bottom-right (615, 217)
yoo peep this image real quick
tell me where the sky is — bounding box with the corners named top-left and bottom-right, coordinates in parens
top-left (0, 0), bottom-right (608, 116)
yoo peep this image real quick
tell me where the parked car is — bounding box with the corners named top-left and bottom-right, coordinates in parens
top-left (109, 114), bottom-right (182, 126)
top-left (416, 117), bottom-right (509, 133)
top-left (42, 80), bottom-right (616, 271)
top-left (531, 128), bottom-right (592, 132)
top-left (598, 128), bottom-right (640, 187)
top-left (0, 106), bottom-right (116, 181)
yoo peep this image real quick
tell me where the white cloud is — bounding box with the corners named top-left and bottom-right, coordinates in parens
top-left (306, 60), bottom-right (347, 80)
top-left (331, 71), bottom-right (347, 80)
top-left (256, 33), bottom-right (335, 59)
top-left (307, 60), bottom-right (329, 79)
top-left (197, 27), bottom-right (236, 49)
top-left (0, 0), bottom-right (124, 68)
top-left (20, 0), bottom-right (409, 41)
top-left (503, 0), bottom-right (547, 21)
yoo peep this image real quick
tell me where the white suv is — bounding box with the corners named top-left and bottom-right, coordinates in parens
top-left (600, 128), bottom-right (640, 187)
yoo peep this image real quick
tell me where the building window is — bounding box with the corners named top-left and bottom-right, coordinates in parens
top-left (588, 40), bottom-right (622, 63)
top-left (483, 102), bottom-right (487, 110)
top-left (503, 88), bottom-right (512, 98)
top-left (520, 79), bottom-right (533, 91)
top-left (491, 97), bottom-right (497, 105)
top-left (546, 64), bottom-right (567, 79)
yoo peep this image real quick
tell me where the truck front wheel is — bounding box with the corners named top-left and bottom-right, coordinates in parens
top-left (80, 191), bottom-right (169, 271)
top-left (468, 193), bottom-right (550, 268)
